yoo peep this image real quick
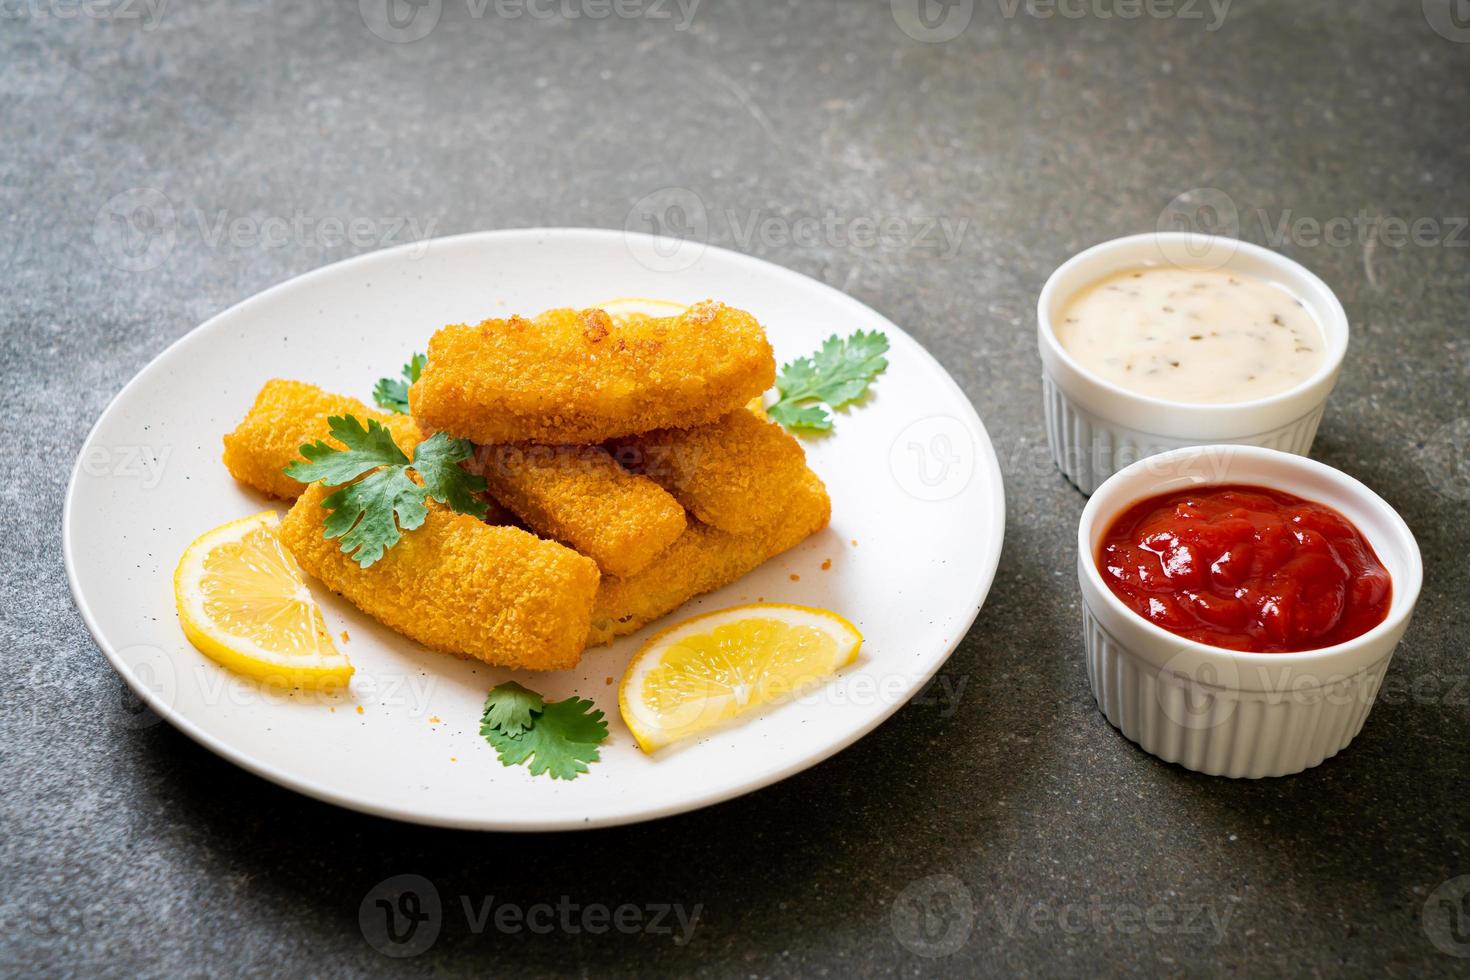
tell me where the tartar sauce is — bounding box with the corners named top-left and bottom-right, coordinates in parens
top-left (1055, 266), bottom-right (1325, 403)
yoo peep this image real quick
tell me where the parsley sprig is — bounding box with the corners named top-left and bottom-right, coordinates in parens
top-left (373, 352), bottom-right (426, 415)
top-left (283, 414), bottom-right (487, 568)
top-left (767, 330), bottom-right (889, 432)
top-left (480, 682), bottom-right (609, 780)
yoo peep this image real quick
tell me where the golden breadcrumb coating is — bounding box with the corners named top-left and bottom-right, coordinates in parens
top-left (223, 379), bottom-right (517, 524)
top-left (410, 301), bottom-right (776, 444)
top-left (585, 468), bottom-right (830, 646)
top-left (610, 408), bottom-right (810, 534)
top-left (222, 380), bottom-right (424, 501)
top-left (475, 444), bottom-right (685, 578)
top-left (280, 484), bottom-right (600, 671)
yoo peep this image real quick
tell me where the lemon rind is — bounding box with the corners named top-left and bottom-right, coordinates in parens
top-left (174, 510), bottom-right (353, 689)
top-left (619, 603), bottom-right (862, 752)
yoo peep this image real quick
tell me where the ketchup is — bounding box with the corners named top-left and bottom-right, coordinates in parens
top-left (1097, 485), bottom-right (1392, 653)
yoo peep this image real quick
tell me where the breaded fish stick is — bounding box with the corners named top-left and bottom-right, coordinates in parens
top-left (281, 484), bottom-right (600, 671)
top-left (223, 379), bottom-right (519, 524)
top-left (586, 468), bottom-right (830, 646)
top-left (474, 444), bottom-right (685, 578)
top-left (609, 409), bottom-right (809, 534)
top-left (222, 379), bottom-right (423, 500)
top-left (410, 301), bottom-right (776, 444)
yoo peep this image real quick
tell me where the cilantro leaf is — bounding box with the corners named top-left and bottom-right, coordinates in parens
top-left (373, 352), bottom-right (426, 414)
top-left (283, 415), bottom-right (488, 567)
top-left (482, 697), bottom-right (609, 780)
top-left (767, 400), bottom-right (832, 431)
top-left (767, 330), bottom-right (889, 433)
top-left (412, 433), bottom-right (488, 519)
top-left (320, 465), bottom-right (429, 567)
top-left (480, 681), bottom-right (545, 737)
top-left (284, 415), bottom-right (409, 486)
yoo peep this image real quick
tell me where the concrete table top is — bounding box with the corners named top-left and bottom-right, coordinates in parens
top-left (4, 2), bottom-right (1468, 976)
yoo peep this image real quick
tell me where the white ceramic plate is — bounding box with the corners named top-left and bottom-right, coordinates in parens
top-left (64, 229), bottom-right (1005, 831)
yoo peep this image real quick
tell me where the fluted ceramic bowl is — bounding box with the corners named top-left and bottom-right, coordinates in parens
top-left (1039, 233), bottom-right (1349, 494)
top-left (1077, 445), bottom-right (1422, 778)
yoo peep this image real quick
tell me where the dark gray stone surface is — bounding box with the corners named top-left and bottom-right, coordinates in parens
top-left (4, 1), bottom-right (1468, 976)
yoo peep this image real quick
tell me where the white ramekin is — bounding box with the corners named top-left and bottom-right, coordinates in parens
top-left (1038, 233), bottom-right (1350, 494)
top-left (1077, 446), bottom-right (1422, 778)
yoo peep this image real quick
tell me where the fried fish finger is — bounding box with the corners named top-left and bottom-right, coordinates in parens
top-left (280, 484), bottom-right (600, 671)
top-left (222, 379), bottom-right (424, 500)
top-left (585, 468), bottom-right (830, 646)
top-left (609, 408), bottom-right (809, 534)
top-left (475, 444), bottom-right (685, 578)
top-left (410, 301), bottom-right (776, 444)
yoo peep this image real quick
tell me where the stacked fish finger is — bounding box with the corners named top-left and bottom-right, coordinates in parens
top-left (221, 300), bottom-right (831, 672)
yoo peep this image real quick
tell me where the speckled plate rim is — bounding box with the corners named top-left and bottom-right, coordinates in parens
top-left (62, 228), bottom-right (1006, 831)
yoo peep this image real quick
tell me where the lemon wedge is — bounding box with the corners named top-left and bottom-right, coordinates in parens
top-left (174, 511), bottom-right (352, 689)
top-left (619, 603), bottom-right (862, 752)
top-left (595, 296), bottom-right (690, 326)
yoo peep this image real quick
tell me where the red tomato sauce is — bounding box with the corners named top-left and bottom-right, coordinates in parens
top-left (1097, 484), bottom-right (1392, 653)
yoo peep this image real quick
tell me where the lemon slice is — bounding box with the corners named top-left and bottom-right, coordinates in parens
top-left (174, 511), bottom-right (352, 689)
top-left (619, 603), bottom-right (862, 752)
top-left (594, 296), bottom-right (690, 326)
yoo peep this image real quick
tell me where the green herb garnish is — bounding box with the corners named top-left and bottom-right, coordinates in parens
top-left (283, 414), bottom-right (487, 568)
top-left (480, 682), bottom-right (609, 780)
top-left (480, 681), bottom-right (544, 737)
top-left (767, 330), bottom-right (889, 432)
top-left (372, 352), bottom-right (426, 414)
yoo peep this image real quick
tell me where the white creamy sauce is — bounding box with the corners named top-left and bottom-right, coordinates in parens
top-left (1055, 266), bottom-right (1326, 403)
